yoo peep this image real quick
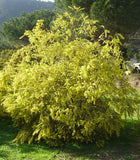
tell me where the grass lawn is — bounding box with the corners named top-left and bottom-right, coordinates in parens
top-left (0, 91), bottom-right (140, 160)
top-left (0, 119), bottom-right (59, 160)
top-left (0, 119), bottom-right (140, 160)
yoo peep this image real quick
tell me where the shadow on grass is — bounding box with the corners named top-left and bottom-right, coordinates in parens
top-left (58, 120), bottom-right (140, 160)
top-left (0, 118), bottom-right (59, 160)
top-left (0, 118), bottom-right (140, 160)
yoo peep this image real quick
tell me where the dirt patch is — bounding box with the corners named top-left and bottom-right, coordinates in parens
top-left (128, 75), bottom-right (140, 90)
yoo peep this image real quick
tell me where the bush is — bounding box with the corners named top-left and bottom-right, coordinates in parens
top-left (0, 7), bottom-right (138, 147)
top-left (0, 48), bottom-right (19, 118)
top-left (0, 39), bottom-right (13, 52)
top-left (0, 49), bottom-right (17, 69)
top-left (124, 43), bottom-right (140, 61)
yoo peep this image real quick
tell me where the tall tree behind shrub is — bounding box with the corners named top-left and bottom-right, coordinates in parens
top-left (90, 0), bottom-right (140, 39)
top-left (0, 7), bottom-right (138, 147)
top-left (55, 0), bottom-right (140, 39)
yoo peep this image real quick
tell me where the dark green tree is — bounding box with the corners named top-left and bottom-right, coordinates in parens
top-left (55, 0), bottom-right (72, 10)
top-left (1, 10), bottom-right (55, 44)
top-left (55, 0), bottom-right (140, 38)
top-left (90, 0), bottom-right (140, 39)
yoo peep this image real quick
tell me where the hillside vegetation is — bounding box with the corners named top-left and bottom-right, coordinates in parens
top-left (0, 9), bottom-right (55, 52)
top-left (0, 0), bottom-right (55, 28)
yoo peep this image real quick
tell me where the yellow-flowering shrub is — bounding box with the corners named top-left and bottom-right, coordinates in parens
top-left (0, 48), bottom-right (18, 118)
top-left (0, 7), bottom-right (138, 146)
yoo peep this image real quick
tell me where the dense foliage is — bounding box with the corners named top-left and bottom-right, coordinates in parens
top-left (55, 0), bottom-right (140, 38)
top-left (90, 0), bottom-right (140, 38)
top-left (124, 43), bottom-right (140, 61)
top-left (0, 7), bottom-right (138, 147)
top-left (0, 39), bottom-right (13, 52)
top-left (55, 0), bottom-right (94, 13)
top-left (0, 48), bottom-right (17, 117)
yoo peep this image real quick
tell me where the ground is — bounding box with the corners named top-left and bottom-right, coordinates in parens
top-left (128, 74), bottom-right (140, 90)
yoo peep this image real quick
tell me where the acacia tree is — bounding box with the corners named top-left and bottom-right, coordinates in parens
top-left (0, 7), bottom-right (138, 146)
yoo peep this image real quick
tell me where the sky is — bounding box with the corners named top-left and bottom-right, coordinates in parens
top-left (38, 0), bottom-right (55, 2)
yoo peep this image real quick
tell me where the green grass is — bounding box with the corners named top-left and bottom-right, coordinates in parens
top-left (0, 118), bottom-right (140, 160)
top-left (0, 91), bottom-right (140, 160)
top-left (137, 90), bottom-right (140, 119)
top-left (130, 73), bottom-right (140, 76)
top-left (0, 119), bottom-right (59, 160)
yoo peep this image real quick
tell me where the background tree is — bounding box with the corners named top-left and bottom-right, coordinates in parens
top-left (0, 9), bottom-right (55, 50)
top-left (90, 0), bottom-right (140, 39)
top-left (55, 0), bottom-right (140, 38)
top-left (55, 0), bottom-right (94, 13)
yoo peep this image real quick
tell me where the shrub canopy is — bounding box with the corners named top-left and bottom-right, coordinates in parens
top-left (0, 7), bottom-right (138, 146)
